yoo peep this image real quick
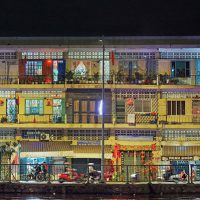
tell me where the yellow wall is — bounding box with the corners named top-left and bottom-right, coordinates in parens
top-left (158, 98), bottom-right (193, 123)
top-left (19, 97), bottom-right (53, 123)
top-left (44, 99), bottom-right (53, 114)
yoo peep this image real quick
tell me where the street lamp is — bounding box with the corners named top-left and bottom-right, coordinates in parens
top-left (99, 37), bottom-right (105, 183)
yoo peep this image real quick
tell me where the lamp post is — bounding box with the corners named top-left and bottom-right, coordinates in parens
top-left (99, 37), bottom-right (105, 183)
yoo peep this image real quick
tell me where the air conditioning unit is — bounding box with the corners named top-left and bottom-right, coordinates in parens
top-left (50, 135), bottom-right (57, 141)
top-left (40, 133), bottom-right (50, 141)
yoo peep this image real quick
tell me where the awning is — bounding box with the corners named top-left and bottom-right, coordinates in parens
top-left (72, 153), bottom-right (112, 159)
top-left (72, 145), bottom-right (111, 153)
top-left (20, 141), bottom-right (112, 159)
top-left (71, 145), bottom-right (112, 159)
top-left (20, 151), bottom-right (74, 158)
top-left (20, 141), bottom-right (72, 152)
top-left (163, 146), bottom-right (200, 156)
top-left (20, 141), bottom-right (73, 158)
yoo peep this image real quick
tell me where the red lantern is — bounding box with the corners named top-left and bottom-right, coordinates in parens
top-left (151, 143), bottom-right (156, 151)
top-left (0, 99), bottom-right (4, 106)
top-left (111, 51), bottom-right (115, 65)
top-left (46, 99), bottom-right (51, 106)
top-left (113, 144), bottom-right (121, 159)
top-left (127, 98), bottom-right (133, 106)
top-left (140, 151), bottom-right (145, 163)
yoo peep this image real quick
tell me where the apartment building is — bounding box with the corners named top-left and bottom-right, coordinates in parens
top-left (0, 36), bottom-right (200, 178)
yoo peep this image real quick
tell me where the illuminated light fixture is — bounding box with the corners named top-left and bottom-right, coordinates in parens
top-left (98, 100), bottom-right (103, 115)
top-left (47, 59), bottom-right (52, 64)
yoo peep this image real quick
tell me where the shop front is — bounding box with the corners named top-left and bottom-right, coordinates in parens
top-left (19, 141), bottom-right (73, 178)
top-left (162, 145), bottom-right (200, 180)
top-left (112, 143), bottom-right (160, 181)
top-left (70, 142), bottom-right (112, 174)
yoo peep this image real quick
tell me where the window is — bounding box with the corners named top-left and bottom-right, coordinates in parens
top-left (25, 61), bottom-right (42, 75)
top-left (68, 51), bottom-right (109, 59)
top-left (22, 52), bottom-right (63, 59)
top-left (135, 100), bottom-right (151, 112)
top-left (171, 61), bottom-right (190, 78)
top-left (25, 99), bottom-right (44, 115)
top-left (167, 101), bottom-right (185, 115)
top-left (73, 99), bottom-right (97, 123)
top-left (0, 52), bottom-right (16, 59)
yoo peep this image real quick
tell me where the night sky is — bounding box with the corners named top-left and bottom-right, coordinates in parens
top-left (1, 0), bottom-right (200, 36)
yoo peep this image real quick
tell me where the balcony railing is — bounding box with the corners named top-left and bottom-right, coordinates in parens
top-left (0, 74), bottom-right (199, 86)
top-left (1, 114), bottom-right (200, 125)
top-left (0, 163), bottom-right (198, 184)
top-left (0, 114), bottom-right (158, 125)
top-left (159, 114), bottom-right (200, 124)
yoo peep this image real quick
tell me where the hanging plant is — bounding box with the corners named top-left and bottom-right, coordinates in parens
top-left (1, 116), bottom-right (7, 123)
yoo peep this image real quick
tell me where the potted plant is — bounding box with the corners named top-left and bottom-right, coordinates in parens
top-left (116, 70), bottom-right (124, 83)
top-left (93, 72), bottom-right (99, 83)
top-left (66, 70), bottom-right (74, 83)
top-left (1, 116), bottom-right (7, 123)
top-left (135, 72), bottom-right (144, 84)
top-left (160, 73), bottom-right (169, 84)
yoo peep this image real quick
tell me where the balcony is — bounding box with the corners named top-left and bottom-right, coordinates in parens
top-left (0, 114), bottom-right (157, 126)
top-left (0, 74), bottom-right (198, 86)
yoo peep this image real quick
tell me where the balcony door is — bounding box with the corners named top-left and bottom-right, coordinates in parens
top-left (7, 99), bottom-right (16, 123)
top-left (73, 99), bottom-right (97, 123)
top-left (53, 99), bottom-right (64, 123)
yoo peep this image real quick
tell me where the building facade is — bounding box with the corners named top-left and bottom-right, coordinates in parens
top-left (0, 36), bottom-right (200, 178)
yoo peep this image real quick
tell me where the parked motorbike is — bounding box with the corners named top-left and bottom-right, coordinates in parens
top-left (23, 166), bottom-right (48, 182)
top-left (88, 170), bottom-right (113, 183)
top-left (58, 168), bottom-right (85, 183)
top-left (88, 170), bottom-right (101, 184)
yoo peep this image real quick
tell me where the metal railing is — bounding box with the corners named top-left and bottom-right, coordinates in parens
top-left (1, 114), bottom-right (200, 125)
top-left (0, 74), bottom-right (200, 86)
top-left (0, 163), bottom-right (198, 184)
top-left (0, 114), bottom-right (158, 125)
top-left (159, 114), bottom-right (200, 124)
top-left (2, 113), bottom-right (200, 125)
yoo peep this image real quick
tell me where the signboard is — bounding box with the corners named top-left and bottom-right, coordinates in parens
top-left (127, 114), bottom-right (135, 124)
top-left (117, 136), bottom-right (153, 141)
top-left (161, 156), bottom-right (193, 161)
top-left (77, 141), bottom-right (100, 145)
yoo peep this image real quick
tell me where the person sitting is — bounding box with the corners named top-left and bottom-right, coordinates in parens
top-left (42, 162), bottom-right (48, 180)
top-left (88, 163), bottom-right (100, 179)
top-left (163, 167), bottom-right (172, 181)
top-left (191, 170), bottom-right (196, 182)
top-left (180, 169), bottom-right (187, 181)
top-left (34, 163), bottom-right (41, 178)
